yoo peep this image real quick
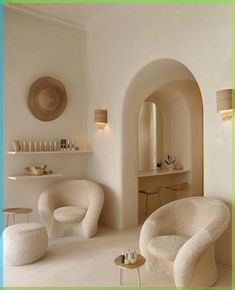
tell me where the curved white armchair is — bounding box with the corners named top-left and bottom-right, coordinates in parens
top-left (139, 197), bottom-right (230, 288)
top-left (38, 180), bottom-right (104, 238)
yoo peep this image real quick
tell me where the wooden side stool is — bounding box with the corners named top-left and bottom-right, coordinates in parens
top-left (166, 182), bottom-right (188, 200)
top-left (3, 208), bottom-right (33, 227)
top-left (139, 186), bottom-right (162, 217)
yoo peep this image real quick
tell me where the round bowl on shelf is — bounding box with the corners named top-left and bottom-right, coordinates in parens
top-left (25, 165), bottom-right (46, 176)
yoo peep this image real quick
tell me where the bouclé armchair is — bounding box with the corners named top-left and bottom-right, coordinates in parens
top-left (38, 180), bottom-right (104, 238)
top-left (139, 197), bottom-right (230, 288)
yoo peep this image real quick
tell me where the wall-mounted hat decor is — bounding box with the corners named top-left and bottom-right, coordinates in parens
top-left (27, 76), bottom-right (67, 121)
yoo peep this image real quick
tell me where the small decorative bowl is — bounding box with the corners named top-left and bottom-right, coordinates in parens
top-left (25, 165), bottom-right (47, 176)
top-left (166, 163), bottom-right (174, 170)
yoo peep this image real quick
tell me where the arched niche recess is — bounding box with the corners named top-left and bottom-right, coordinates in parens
top-left (121, 59), bottom-right (203, 229)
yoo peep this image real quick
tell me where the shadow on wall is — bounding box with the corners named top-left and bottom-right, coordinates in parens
top-left (96, 182), bottom-right (122, 228)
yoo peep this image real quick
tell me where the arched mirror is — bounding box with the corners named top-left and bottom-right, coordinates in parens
top-left (138, 101), bottom-right (164, 171)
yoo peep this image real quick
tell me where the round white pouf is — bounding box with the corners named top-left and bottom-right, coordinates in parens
top-left (3, 223), bottom-right (48, 266)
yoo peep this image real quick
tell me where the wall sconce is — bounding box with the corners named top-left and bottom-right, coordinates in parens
top-left (216, 89), bottom-right (233, 120)
top-left (95, 109), bottom-right (108, 129)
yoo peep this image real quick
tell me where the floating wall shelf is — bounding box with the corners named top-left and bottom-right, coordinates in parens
top-left (7, 148), bottom-right (91, 181)
top-left (8, 150), bottom-right (92, 155)
top-left (8, 173), bottom-right (63, 180)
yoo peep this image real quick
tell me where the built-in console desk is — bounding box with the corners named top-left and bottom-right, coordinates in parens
top-left (138, 168), bottom-right (190, 189)
top-left (138, 169), bottom-right (190, 178)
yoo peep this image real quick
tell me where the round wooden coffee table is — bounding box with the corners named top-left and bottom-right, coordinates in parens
top-left (3, 208), bottom-right (33, 226)
top-left (114, 254), bottom-right (146, 288)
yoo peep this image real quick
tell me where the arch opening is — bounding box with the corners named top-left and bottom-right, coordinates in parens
top-left (122, 58), bottom-right (203, 228)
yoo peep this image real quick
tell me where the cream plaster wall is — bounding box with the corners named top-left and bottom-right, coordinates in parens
top-left (4, 7), bottom-right (89, 224)
top-left (86, 4), bottom-right (232, 265)
top-left (4, 3), bottom-right (232, 266)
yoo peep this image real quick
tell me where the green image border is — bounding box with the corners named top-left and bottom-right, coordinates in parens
top-left (232, 2), bottom-right (235, 290)
top-left (1, 0), bottom-right (233, 289)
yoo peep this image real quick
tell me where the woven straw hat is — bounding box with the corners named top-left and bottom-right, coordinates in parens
top-left (27, 76), bottom-right (67, 121)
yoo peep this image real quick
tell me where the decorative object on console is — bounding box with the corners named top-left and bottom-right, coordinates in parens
top-left (165, 155), bottom-right (176, 170)
top-left (28, 76), bottom-right (67, 122)
top-left (25, 165), bottom-right (47, 176)
top-left (139, 197), bottom-right (230, 288)
top-left (95, 109), bottom-right (108, 129)
top-left (174, 161), bottom-right (183, 170)
top-left (216, 89), bottom-right (233, 120)
top-left (156, 160), bottom-right (163, 169)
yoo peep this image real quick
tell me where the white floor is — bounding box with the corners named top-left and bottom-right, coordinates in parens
top-left (4, 226), bottom-right (232, 287)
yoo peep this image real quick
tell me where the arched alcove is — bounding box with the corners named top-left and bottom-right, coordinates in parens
top-left (121, 59), bottom-right (203, 229)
